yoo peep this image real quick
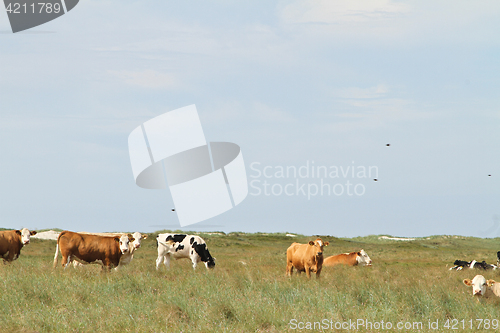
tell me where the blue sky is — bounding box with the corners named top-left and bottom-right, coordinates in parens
top-left (0, 1), bottom-right (499, 237)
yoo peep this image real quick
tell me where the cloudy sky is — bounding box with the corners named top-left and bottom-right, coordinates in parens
top-left (0, 1), bottom-right (499, 237)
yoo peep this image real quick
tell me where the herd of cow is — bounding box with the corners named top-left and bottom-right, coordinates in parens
top-left (452, 252), bottom-right (500, 300)
top-left (1, 229), bottom-right (499, 301)
top-left (0, 228), bottom-right (215, 271)
top-left (286, 238), bottom-right (372, 278)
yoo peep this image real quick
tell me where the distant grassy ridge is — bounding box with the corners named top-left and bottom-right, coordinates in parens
top-left (1, 230), bottom-right (500, 332)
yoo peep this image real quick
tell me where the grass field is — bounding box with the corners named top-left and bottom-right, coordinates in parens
top-left (1, 231), bottom-right (500, 332)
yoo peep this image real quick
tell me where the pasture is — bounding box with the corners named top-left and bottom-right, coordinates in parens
top-left (1, 231), bottom-right (500, 332)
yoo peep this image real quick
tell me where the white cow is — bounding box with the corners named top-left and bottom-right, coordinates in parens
top-left (156, 233), bottom-right (215, 270)
top-left (73, 231), bottom-right (147, 270)
top-left (463, 275), bottom-right (500, 298)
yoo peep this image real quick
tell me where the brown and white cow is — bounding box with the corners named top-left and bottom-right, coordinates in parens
top-left (323, 249), bottom-right (372, 267)
top-left (286, 238), bottom-right (329, 278)
top-left (0, 228), bottom-right (37, 263)
top-left (53, 231), bottom-right (133, 270)
top-left (463, 275), bottom-right (500, 299)
top-left (74, 231), bottom-right (147, 270)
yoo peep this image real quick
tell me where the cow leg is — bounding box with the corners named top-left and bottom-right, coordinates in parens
top-left (155, 254), bottom-right (163, 270)
top-left (6, 248), bottom-right (16, 262)
top-left (190, 256), bottom-right (199, 270)
top-left (305, 266), bottom-right (311, 278)
top-left (316, 267), bottom-right (322, 279)
top-left (286, 262), bottom-right (293, 276)
top-left (102, 258), bottom-right (113, 271)
top-left (61, 255), bottom-right (70, 268)
top-left (162, 254), bottom-right (171, 270)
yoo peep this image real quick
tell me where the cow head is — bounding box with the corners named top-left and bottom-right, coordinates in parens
top-left (193, 242), bottom-right (215, 269)
top-left (308, 238), bottom-right (329, 257)
top-left (130, 232), bottom-right (147, 249)
top-left (463, 275), bottom-right (489, 296)
top-left (357, 249), bottom-right (372, 266)
top-left (17, 228), bottom-right (37, 245)
top-left (115, 235), bottom-right (134, 254)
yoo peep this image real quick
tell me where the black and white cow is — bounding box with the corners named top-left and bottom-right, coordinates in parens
top-left (449, 260), bottom-right (472, 270)
top-left (449, 259), bottom-right (497, 271)
top-left (470, 260), bottom-right (497, 270)
top-left (156, 233), bottom-right (215, 270)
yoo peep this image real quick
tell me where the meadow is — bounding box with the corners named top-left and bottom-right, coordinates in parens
top-left (1, 230), bottom-right (500, 332)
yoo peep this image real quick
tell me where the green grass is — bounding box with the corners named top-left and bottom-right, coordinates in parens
top-left (1, 232), bottom-right (500, 332)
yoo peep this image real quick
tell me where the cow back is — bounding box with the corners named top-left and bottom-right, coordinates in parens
top-left (323, 252), bottom-right (357, 267)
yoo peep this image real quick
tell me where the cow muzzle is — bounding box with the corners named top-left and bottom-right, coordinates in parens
top-left (317, 252), bottom-right (323, 256)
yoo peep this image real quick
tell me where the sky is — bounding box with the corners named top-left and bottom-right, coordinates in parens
top-left (0, 1), bottom-right (499, 238)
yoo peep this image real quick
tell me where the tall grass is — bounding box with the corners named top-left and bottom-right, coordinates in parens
top-left (0, 233), bottom-right (499, 332)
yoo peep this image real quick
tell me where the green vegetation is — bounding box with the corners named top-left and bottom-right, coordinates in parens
top-left (1, 232), bottom-right (499, 332)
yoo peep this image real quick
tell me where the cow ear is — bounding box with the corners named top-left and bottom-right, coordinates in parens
top-left (463, 279), bottom-right (472, 286)
top-left (324, 242), bottom-right (329, 246)
top-left (142, 235), bottom-right (148, 239)
top-left (30, 231), bottom-right (37, 235)
top-left (308, 241), bottom-right (315, 246)
top-left (487, 279), bottom-right (496, 287)
top-left (130, 238), bottom-right (135, 242)
top-left (114, 237), bottom-right (120, 243)
top-left (15, 230), bottom-right (21, 235)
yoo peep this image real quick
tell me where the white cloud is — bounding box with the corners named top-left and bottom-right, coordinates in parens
top-left (108, 70), bottom-right (178, 90)
top-left (280, 0), bottom-right (410, 24)
top-left (335, 84), bottom-right (390, 99)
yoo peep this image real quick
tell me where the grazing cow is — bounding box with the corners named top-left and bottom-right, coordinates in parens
top-left (156, 233), bottom-right (215, 270)
top-left (323, 249), bottom-right (372, 267)
top-left (73, 232), bottom-right (147, 270)
top-left (0, 228), bottom-right (37, 263)
top-left (463, 275), bottom-right (500, 298)
top-left (286, 238), bottom-right (329, 278)
top-left (53, 231), bottom-right (133, 270)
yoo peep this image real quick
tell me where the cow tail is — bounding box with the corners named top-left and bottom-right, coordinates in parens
top-left (53, 241), bottom-right (59, 268)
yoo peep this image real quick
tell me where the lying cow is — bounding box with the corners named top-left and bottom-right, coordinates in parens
top-left (53, 231), bottom-right (133, 270)
top-left (449, 260), bottom-right (472, 271)
top-left (0, 228), bottom-right (37, 263)
top-left (323, 249), bottom-right (372, 267)
top-left (156, 233), bottom-right (215, 270)
top-left (463, 275), bottom-right (500, 299)
top-left (450, 259), bottom-right (497, 271)
top-left (470, 260), bottom-right (497, 270)
top-left (73, 231), bottom-right (147, 270)
top-left (286, 238), bottom-right (329, 278)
